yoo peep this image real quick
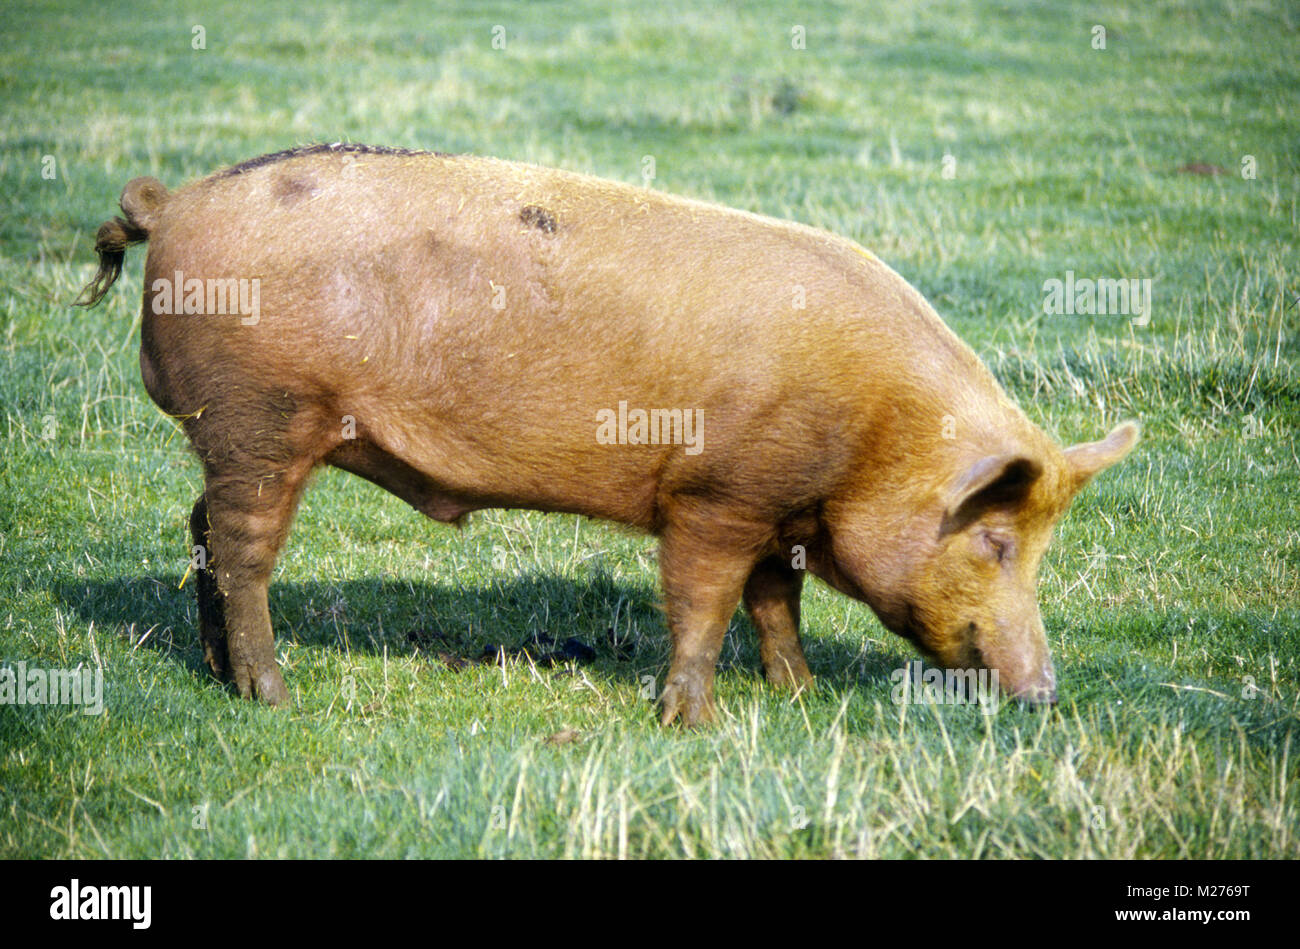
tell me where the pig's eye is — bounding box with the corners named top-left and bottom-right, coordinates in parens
top-left (978, 531), bottom-right (1012, 564)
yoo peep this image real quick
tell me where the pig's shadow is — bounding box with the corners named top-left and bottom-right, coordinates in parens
top-left (53, 573), bottom-right (902, 696)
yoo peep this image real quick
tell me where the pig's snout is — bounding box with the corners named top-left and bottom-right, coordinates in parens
top-left (1007, 661), bottom-right (1057, 706)
top-left (976, 622), bottom-right (1057, 706)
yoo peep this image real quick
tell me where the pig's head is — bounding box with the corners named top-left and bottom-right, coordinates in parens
top-left (817, 421), bottom-right (1139, 704)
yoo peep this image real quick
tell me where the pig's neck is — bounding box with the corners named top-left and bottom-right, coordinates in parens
top-left (831, 298), bottom-right (1048, 621)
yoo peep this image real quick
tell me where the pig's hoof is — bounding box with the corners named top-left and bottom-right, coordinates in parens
top-left (765, 657), bottom-right (814, 691)
top-left (659, 673), bottom-right (716, 727)
top-left (232, 663), bottom-right (290, 705)
top-left (256, 669), bottom-right (290, 705)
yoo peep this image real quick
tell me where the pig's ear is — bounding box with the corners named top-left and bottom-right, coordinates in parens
top-left (1064, 421), bottom-right (1140, 490)
top-left (942, 453), bottom-right (1043, 533)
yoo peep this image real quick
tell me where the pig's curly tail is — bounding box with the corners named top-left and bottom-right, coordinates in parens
top-left (74, 176), bottom-right (169, 307)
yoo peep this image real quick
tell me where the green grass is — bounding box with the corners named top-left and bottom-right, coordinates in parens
top-left (1, 0), bottom-right (1297, 858)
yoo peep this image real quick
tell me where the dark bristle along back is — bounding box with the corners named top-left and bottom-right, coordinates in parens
top-left (217, 143), bottom-right (444, 178)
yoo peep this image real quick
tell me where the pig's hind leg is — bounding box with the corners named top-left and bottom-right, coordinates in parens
top-left (186, 396), bottom-right (327, 705)
top-left (657, 512), bottom-right (770, 726)
top-left (190, 494), bottom-right (229, 681)
top-left (743, 556), bottom-right (814, 690)
top-left (197, 456), bottom-right (316, 705)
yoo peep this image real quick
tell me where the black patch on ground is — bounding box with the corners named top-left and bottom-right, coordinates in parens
top-left (409, 625), bottom-right (626, 672)
top-left (217, 143), bottom-right (445, 178)
top-left (519, 204), bottom-right (557, 233)
top-left (480, 633), bottom-right (597, 667)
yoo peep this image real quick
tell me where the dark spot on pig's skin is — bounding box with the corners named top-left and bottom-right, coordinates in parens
top-left (520, 205), bottom-right (557, 234)
top-left (274, 175), bottom-right (317, 206)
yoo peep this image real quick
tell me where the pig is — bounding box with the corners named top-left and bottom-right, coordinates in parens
top-left (76, 143), bottom-right (1138, 724)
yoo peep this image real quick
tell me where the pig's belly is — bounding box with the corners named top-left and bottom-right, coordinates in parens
top-left (323, 427), bottom-right (663, 530)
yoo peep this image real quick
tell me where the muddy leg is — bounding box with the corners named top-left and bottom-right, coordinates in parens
top-left (657, 517), bottom-right (767, 727)
top-left (200, 463), bottom-right (311, 705)
top-left (190, 494), bottom-right (228, 680)
top-left (744, 556), bottom-right (813, 690)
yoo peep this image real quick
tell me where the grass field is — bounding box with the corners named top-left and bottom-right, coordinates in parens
top-left (1, 0), bottom-right (1297, 858)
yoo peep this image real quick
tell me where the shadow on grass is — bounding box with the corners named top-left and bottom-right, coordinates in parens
top-left (51, 572), bottom-right (904, 695)
top-left (54, 574), bottom-right (1290, 750)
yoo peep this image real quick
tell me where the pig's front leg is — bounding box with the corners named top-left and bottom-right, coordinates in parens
top-left (657, 516), bottom-right (766, 726)
top-left (743, 556), bottom-right (814, 690)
